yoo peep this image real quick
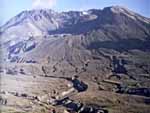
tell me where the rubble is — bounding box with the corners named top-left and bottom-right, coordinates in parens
top-left (20, 68), bottom-right (25, 74)
top-left (6, 68), bottom-right (18, 75)
top-left (117, 84), bottom-right (150, 97)
top-left (0, 96), bottom-right (7, 105)
top-left (71, 76), bottom-right (88, 92)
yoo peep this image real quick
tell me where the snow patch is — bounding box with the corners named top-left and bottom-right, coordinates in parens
top-left (82, 11), bottom-right (89, 15)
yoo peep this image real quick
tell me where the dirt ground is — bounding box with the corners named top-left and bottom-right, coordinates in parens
top-left (0, 63), bottom-right (150, 113)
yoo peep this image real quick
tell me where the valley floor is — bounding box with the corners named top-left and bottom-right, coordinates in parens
top-left (0, 63), bottom-right (150, 113)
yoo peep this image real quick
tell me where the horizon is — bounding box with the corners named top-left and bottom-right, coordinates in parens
top-left (1, 0), bottom-right (150, 26)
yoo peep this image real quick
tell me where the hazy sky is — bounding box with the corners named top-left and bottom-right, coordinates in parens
top-left (0, 0), bottom-right (150, 26)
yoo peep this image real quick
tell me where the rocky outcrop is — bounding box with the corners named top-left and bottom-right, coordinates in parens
top-left (117, 86), bottom-right (150, 97)
top-left (0, 96), bottom-right (7, 105)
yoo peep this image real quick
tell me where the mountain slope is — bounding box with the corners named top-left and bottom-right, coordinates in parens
top-left (1, 6), bottom-right (150, 63)
top-left (0, 6), bottom-right (150, 72)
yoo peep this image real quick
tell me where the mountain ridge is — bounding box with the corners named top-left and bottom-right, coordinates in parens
top-left (1, 6), bottom-right (150, 34)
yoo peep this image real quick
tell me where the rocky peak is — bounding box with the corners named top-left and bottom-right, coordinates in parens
top-left (1, 6), bottom-right (150, 41)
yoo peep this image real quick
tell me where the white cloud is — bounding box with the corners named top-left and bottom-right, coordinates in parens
top-left (32, 0), bottom-right (56, 9)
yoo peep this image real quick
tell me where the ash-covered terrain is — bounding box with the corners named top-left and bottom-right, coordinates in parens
top-left (0, 6), bottom-right (150, 113)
